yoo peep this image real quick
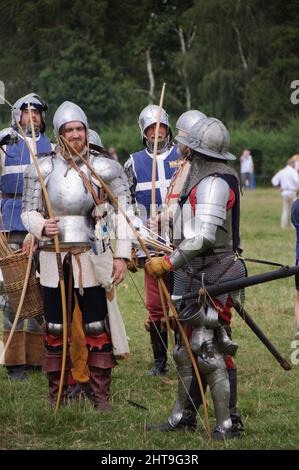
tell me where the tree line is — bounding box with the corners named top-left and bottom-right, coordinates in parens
top-left (0, 0), bottom-right (298, 172)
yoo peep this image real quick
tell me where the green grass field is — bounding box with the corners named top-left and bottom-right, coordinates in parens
top-left (0, 188), bottom-right (298, 450)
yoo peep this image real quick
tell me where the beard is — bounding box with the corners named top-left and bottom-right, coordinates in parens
top-left (67, 138), bottom-right (85, 154)
top-left (23, 124), bottom-right (40, 137)
top-left (147, 135), bottom-right (170, 154)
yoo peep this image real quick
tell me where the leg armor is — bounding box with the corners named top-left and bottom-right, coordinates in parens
top-left (196, 334), bottom-right (233, 440)
top-left (205, 367), bottom-right (232, 440)
top-left (84, 320), bottom-right (106, 337)
top-left (168, 344), bottom-right (207, 430)
top-left (168, 345), bottom-right (194, 429)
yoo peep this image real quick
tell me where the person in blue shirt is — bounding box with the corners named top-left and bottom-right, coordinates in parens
top-left (0, 93), bottom-right (51, 380)
top-left (124, 104), bottom-right (180, 376)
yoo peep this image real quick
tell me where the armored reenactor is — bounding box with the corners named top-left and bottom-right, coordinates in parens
top-left (21, 101), bottom-right (131, 410)
top-left (88, 129), bottom-right (103, 153)
top-left (146, 117), bottom-right (246, 440)
top-left (124, 104), bottom-right (181, 376)
top-left (164, 110), bottom-right (243, 434)
top-left (0, 93), bottom-right (51, 380)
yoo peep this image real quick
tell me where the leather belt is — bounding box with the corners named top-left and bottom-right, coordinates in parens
top-left (0, 192), bottom-right (22, 200)
top-left (41, 244), bottom-right (90, 295)
top-left (41, 244), bottom-right (90, 253)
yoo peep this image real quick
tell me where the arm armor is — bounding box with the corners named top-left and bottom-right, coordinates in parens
top-left (169, 176), bottom-right (230, 270)
top-left (0, 127), bottom-right (19, 146)
top-left (22, 156), bottom-right (54, 213)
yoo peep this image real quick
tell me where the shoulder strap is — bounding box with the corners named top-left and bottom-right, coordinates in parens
top-left (67, 158), bottom-right (105, 207)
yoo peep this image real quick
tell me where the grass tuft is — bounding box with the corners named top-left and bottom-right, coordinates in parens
top-left (0, 189), bottom-right (298, 449)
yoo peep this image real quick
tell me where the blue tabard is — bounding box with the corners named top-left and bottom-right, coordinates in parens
top-left (131, 144), bottom-right (180, 219)
top-left (0, 133), bottom-right (51, 232)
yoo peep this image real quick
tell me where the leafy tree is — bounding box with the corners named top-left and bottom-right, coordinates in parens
top-left (40, 40), bottom-right (139, 127)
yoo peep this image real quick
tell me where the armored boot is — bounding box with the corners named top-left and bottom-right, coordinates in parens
top-left (146, 345), bottom-right (207, 432)
top-left (228, 368), bottom-right (244, 435)
top-left (147, 320), bottom-right (168, 376)
top-left (43, 350), bottom-right (71, 405)
top-left (206, 367), bottom-right (235, 441)
top-left (87, 350), bottom-right (116, 412)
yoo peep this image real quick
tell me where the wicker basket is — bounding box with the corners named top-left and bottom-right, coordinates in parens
top-left (0, 251), bottom-right (43, 322)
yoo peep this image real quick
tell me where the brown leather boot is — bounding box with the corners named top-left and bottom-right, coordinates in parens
top-left (43, 351), bottom-right (71, 405)
top-left (89, 366), bottom-right (112, 412)
top-left (88, 351), bottom-right (116, 412)
top-left (47, 370), bottom-right (68, 405)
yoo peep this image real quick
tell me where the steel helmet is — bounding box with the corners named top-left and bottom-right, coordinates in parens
top-left (176, 110), bottom-right (207, 136)
top-left (175, 117), bottom-right (236, 161)
top-left (11, 93), bottom-right (48, 133)
top-left (89, 129), bottom-right (103, 149)
top-left (53, 101), bottom-right (88, 138)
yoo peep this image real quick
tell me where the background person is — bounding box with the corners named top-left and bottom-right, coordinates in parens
top-left (108, 147), bottom-right (119, 162)
top-left (240, 149), bottom-right (254, 190)
top-left (0, 93), bottom-right (51, 380)
top-left (271, 158), bottom-right (299, 228)
top-left (124, 104), bottom-right (180, 376)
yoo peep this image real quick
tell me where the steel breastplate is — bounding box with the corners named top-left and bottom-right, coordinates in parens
top-left (44, 156), bottom-right (94, 245)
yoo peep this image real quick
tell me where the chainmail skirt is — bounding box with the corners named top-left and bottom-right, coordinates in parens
top-left (173, 251), bottom-right (246, 310)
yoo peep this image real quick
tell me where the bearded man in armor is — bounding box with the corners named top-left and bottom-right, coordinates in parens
top-left (145, 117), bottom-right (246, 440)
top-left (124, 105), bottom-right (181, 376)
top-left (0, 93), bottom-right (51, 380)
top-left (21, 101), bottom-right (131, 411)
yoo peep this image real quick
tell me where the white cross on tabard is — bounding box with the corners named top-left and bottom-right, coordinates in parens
top-left (135, 150), bottom-right (171, 203)
top-left (0, 134), bottom-right (40, 176)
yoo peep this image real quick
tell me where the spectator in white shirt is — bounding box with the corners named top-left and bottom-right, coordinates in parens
top-left (290, 153), bottom-right (299, 173)
top-left (240, 149), bottom-right (254, 190)
top-left (271, 158), bottom-right (299, 228)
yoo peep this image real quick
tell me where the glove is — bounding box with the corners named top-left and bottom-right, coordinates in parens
top-left (0, 128), bottom-right (18, 146)
top-left (145, 256), bottom-right (173, 279)
top-left (126, 247), bottom-right (138, 273)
